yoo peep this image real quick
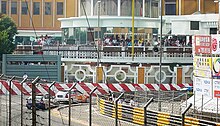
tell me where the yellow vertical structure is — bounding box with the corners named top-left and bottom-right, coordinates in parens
top-left (176, 67), bottom-right (182, 84)
top-left (96, 66), bottom-right (103, 83)
top-left (138, 67), bottom-right (145, 84)
top-left (132, 0), bottom-right (135, 61)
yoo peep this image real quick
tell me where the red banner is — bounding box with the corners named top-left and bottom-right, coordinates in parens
top-left (194, 35), bottom-right (211, 54)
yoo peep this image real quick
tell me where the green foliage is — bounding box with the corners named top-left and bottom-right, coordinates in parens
top-left (0, 14), bottom-right (17, 61)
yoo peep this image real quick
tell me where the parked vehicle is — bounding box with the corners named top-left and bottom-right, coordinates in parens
top-left (26, 94), bottom-right (59, 110)
top-left (55, 89), bottom-right (89, 103)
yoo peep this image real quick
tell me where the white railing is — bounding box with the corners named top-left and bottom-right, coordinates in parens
top-left (15, 45), bottom-right (193, 64)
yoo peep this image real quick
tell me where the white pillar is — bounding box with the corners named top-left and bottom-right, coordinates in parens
top-left (198, 0), bottom-right (201, 12)
top-left (91, 0), bottom-right (93, 16)
top-left (118, 0), bottom-right (120, 16)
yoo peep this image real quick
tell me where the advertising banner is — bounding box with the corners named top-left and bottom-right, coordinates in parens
top-left (212, 57), bottom-right (220, 77)
top-left (211, 35), bottom-right (220, 54)
top-left (193, 56), bottom-right (212, 77)
top-left (194, 76), bottom-right (212, 97)
top-left (194, 35), bottom-right (211, 54)
top-left (213, 79), bottom-right (220, 98)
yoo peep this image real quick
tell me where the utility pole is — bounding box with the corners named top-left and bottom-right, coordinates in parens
top-left (9, 76), bottom-right (15, 126)
top-left (32, 76), bottom-right (40, 126)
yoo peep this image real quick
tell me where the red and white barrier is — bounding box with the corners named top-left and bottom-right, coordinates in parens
top-left (0, 80), bottom-right (192, 95)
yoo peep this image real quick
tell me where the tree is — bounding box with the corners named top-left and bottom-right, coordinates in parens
top-left (0, 13), bottom-right (17, 61)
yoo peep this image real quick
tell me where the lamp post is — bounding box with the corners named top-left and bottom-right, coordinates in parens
top-left (214, 0), bottom-right (220, 34)
top-left (97, 1), bottom-right (101, 66)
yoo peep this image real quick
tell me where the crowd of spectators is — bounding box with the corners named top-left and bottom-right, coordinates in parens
top-left (102, 35), bottom-right (192, 47)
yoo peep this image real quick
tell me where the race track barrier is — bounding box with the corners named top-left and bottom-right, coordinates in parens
top-left (97, 96), bottom-right (220, 126)
top-left (0, 80), bottom-right (192, 95)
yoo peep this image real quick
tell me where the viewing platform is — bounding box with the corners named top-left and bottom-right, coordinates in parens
top-left (15, 45), bottom-right (193, 64)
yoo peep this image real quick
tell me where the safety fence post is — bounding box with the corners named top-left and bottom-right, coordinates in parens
top-left (115, 92), bottom-right (124, 126)
top-left (32, 76), bottom-right (40, 126)
top-left (89, 87), bottom-right (98, 126)
top-left (68, 82), bottom-right (77, 126)
top-left (20, 76), bottom-right (28, 126)
top-left (9, 76), bottom-right (15, 126)
top-left (49, 81), bottom-right (56, 126)
top-left (181, 103), bottom-right (192, 126)
top-left (144, 97), bottom-right (153, 126)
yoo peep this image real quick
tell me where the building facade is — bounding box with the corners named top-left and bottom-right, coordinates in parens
top-left (0, 0), bottom-right (78, 44)
top-left (58, 0), bottom-right (220, 45)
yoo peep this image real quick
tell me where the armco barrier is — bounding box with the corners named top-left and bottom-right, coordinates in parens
top-left (97, 97), bottom-right (220, 126)
top-left (0, 80), bottom-right (192, 95)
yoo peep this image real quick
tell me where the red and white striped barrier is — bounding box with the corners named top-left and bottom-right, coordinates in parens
top-left (0, 80), bottom-right (192, 95)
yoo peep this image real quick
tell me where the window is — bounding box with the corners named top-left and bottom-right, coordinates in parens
top-left (22, 2), bottom-right (28, 15)
top-left (57, 2), bottom-right (63, 15)
top-left (45, 2), bottom-right (51, 15)
top-left (33, 2), bottom-right (40, 15)
top-left (1, 1), bottom-right (7, 14)
top-left (11, 2), bottom-right (17, 14)
top-left (190, 21), bottom-right (199, 30)
top-left (165, 0), bottom-right (176, 15)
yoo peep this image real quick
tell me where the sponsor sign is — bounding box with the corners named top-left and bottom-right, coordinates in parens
top-left (212, 57), bottom-right (220, 77)
top-left (194, 35), bottom-right (211, 54)
top-left (213, 79), bottom-right (220, 98)
top-left (193, 56), bottom-right (212, 77)
top-left (212, 35), bottom-right (220, 54)
top-left (194, 76), bottom-right (212, 97)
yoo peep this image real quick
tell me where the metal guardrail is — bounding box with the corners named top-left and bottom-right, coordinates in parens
top-left (97, 96), bottom-right (220, 126)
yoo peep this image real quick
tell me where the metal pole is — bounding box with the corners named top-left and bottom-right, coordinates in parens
top-left (97, 1), bottom-right (101, 66)
top-left (48, 81), bottom-right (56, 126)
top-left (181, 103), bottom-right (192, 126)
top-left (0, 74), bottom-right (3, 126)
top-left (201, 95), bottom-right (203, 115)
top-left (89, 87), bottom-right (98, 126)
top-left (9, 76), bottom-right (15, 126)
top-left (68, 83), bottom-right (77, 126)
top-left (115, 92), bottom-right (124, 126)
top-left (217, 97), bottom-right (219, 122)
top-left (144, 97), bottom-right (153, 126)
top-left (158, 0), bottom-right (163, 112)
top-left (131, 0), bottom-right (135, 61)
top-left (20, 77), bottom-right (28, 126)
top-left (172, 90), bottom-right (174, 114)
top-left (32, 76), bottom-right (40, 126)
top-left (214, 0), bottom-right (220, 33)
top-left (193, 91), bottom-right (195, 116)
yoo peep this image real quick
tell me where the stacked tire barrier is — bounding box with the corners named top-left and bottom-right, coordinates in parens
top-left (97, 97), bottom-right (220, 126)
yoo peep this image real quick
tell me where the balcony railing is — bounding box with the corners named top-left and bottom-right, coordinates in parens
top-left (15, 45), bottom-right (193, 64)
